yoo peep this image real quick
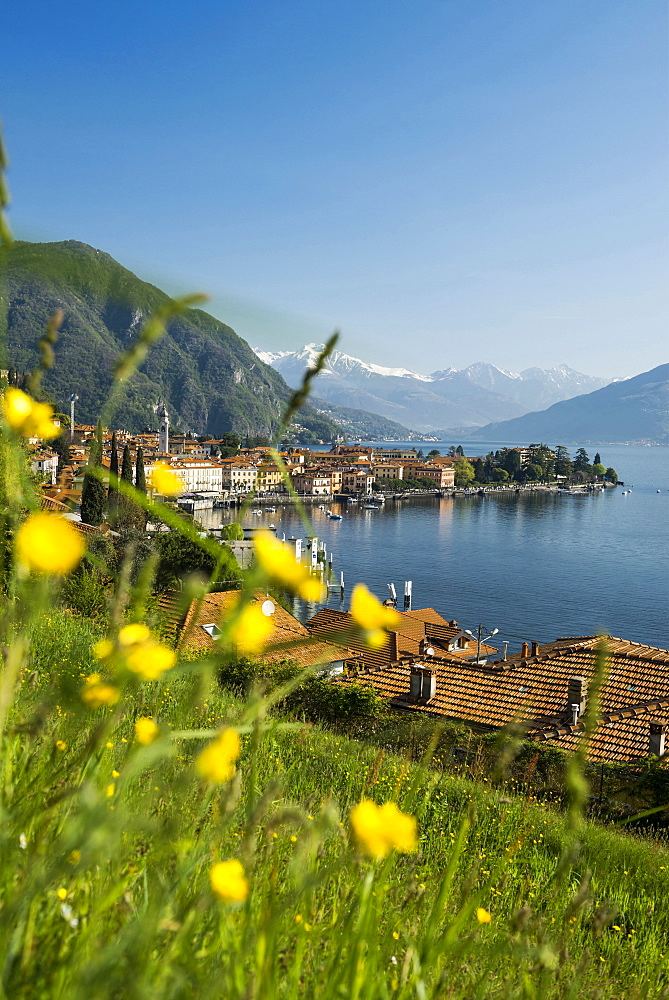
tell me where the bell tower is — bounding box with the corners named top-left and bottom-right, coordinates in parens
top-left (158, 400), bottom-right (169, 454)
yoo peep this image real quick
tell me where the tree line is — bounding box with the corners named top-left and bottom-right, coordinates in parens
top-left (447, 445), bottom-right (618, 488)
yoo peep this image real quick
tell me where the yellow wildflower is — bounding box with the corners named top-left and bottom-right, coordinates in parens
top-left (106, 783), bottom-right (115, 798)
top-left (135, 717), bottom-right (159, 745)
top-left (476, 908), bottom-right (492, 924)
top-left (253, 531), bottom-right (326, 601)
top-left (350, 799), bottom-right (417, 859)
top-left (150, 463), bottom-right (182, 496)
top-left (227, 602), bottom-right (274, 655)
top-left (16, 513), bottom-right (85, 575)
top-left (81, 673), bottom-right (120, 708)
top-left (56, 888), bottom-right (67, 900)
top-left (55, 740), bottom-right (67, 751)
top-left (349, 584), bottom-right (401, 648)
top-left (119, 623), bottom-right (152, 646)
top-left (3, 387), bottom-right (60, 439)
top-left (196, 727), bottom-right (240, 783)
top-left (94, 624), bottom-right (176, 681)
top-left (210, 859), bottom-right (248, 903)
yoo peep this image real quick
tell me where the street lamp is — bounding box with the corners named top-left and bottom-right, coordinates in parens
top-left (469, 624), bottom-right (499, 664)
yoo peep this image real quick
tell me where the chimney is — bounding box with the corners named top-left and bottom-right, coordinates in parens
top-left (419, 637), bottom-right (435, 656)
top-left (410, 665), bottom-right (423, 700)
top-left (531, 641), bottom-right (540, 657)
top-left (422, 667), bottom-right (437, 702)
top-left (567, 676), bottom-right (587, 719)
top-left (502, 641), bottom-right (508, 661)
top-left (521, 642), bottom-right (529, 658)
top-left (650, 721), bottom-right (667, 757)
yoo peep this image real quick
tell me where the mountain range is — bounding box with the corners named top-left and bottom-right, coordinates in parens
top-left (464, 364), bottom-right (669, 444)
top-left (255, 344), bottom-right (618, 433)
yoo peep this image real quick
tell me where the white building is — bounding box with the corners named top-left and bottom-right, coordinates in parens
top-left (31, 452), bottom-right (59, 484)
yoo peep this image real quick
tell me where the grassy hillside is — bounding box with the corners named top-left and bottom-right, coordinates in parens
top-left (1, 240), bottom-right (342, 442)
top-left (4, 608), bottom-right (668, 1000)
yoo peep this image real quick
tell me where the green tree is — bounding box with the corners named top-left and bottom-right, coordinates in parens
top-left (473, 458), bottom-right (485, 482)
top-left (116, 444), bottom-right (136, 530)
top-left (592, 463), bottom-right (606, 478)
top-left (594, 452), bottom-right (601, 466)
top-left (573, 448), bottom-right (591, 473)
top-left (52, 433), bottom-right (72, 477)
top-left (135, 446), bottom-right (146, 496)
top-left (80, 434), bottom-right (106, 526)
top-left (523, 463), bottom-right (544, 482)
top-left (134, 446), bottom-right (147, 530)
top-left (492, 467), bottom-right (510, 483)
top-left (554, 446), bottom-right (572, 479)
top-left (154, 531), bottom-right (240, 590)
top-left (107, 431), bottom-right (119, 525)
top-left (427, 449), bottom-right (440, 458)
top-left (454, 457), bottom-right (475, 487)
top-left (605, 467), bottom-right (618, 483)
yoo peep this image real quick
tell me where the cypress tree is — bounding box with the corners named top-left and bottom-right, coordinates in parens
top-left (117, 444), bottom-right (135, 531)
top-left (135, 446), bottom-right (146, 495)
top-left (108, 431), bottom-right (119, 525)
top-left (134, 446), bottom-right (147, 531)
top-left (80, 433), bottom-right (106, 527)
top-left (121, 444), bottom-right (133, 485)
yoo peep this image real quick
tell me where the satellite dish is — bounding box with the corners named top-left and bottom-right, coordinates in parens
top-left (426, 646), bottom-right (435, 656)
top-left (261, 600), bottom-right (275, 617)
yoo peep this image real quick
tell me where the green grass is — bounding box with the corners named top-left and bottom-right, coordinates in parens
top-left (3, 611), bottom-right (669, 1000)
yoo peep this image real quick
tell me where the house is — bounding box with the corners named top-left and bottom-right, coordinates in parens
top-left (292, 470), bottom-right (332, 496)
top-left (305, 606), bottom-right (497, 673)
top-left (335, 634), bottom-right (669, 762)
top-left (342, 471), bottom-right (376, 495)
top-left (31, 451), bottom-right (59, 484)
top-left (176, 590), bottom-right (349, 671)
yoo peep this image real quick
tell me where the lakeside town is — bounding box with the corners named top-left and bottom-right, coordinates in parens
top-left (33, 399), bottom-right (620, 517)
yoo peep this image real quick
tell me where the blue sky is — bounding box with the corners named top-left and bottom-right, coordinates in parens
top-left (2, 0), bottom-right (666, 377)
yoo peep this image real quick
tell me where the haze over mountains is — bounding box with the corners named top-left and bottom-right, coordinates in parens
top-left (255, 344), bottom-right (618, 433)
top-left (466, 364), bottom-right (669, 445)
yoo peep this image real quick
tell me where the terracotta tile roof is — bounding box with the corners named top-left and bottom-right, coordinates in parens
top-left (306, 606), bottom-right (496, 667)
top-left (40, 495), bottom-right (72, 512)
top-left (178, 590), bottom-right (346, 667)
top-left (337, 635), bottom-right (669, 762)
top-left (529, 701), bottom-right (669, 762)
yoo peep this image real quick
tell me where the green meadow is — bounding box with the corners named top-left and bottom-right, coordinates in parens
top-left (2, 609), bottom-right (668, 1000)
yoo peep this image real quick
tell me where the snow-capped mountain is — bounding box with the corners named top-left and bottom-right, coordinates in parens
top-left (253, 345), bottom-right (619, 433)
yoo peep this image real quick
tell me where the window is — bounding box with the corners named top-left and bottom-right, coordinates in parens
top-left (201, 623), bottom-right (221, 638)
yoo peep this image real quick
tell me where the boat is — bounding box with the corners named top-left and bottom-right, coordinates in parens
top-left (251, 508), bottom-right (262, 514)
top-left (375, 494), bottom-right (386, 503)
top-left (266, 507), bottom-right (276, 514)
top-left (327, 511), bottom-right (342, 520)
top-left (364, 503), bottom-right (380, 510)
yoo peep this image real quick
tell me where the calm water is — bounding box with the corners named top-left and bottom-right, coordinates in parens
top-left (203, 443), bottom-right (669, 654)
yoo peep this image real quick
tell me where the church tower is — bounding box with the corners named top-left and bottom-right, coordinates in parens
top-left (158, 400), bottom-right (170, 454)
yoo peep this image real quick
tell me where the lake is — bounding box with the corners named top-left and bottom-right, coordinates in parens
top-left (201, 443), bottom-right (669, 654)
